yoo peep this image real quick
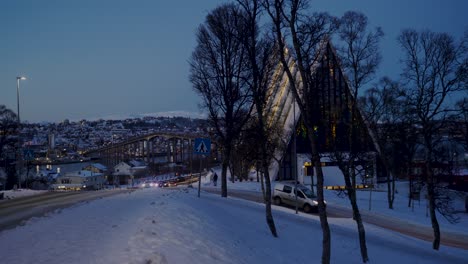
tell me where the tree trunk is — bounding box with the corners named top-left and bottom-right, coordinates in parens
top-left (348, 106), bottom-right (369, 262)
top-left (387, 173), bottom-right (394, 209)
top-left (262, 159), bottom-right (277, 237)
top-left (408, 177), bottom-right (413, 208)
top-left (229, 162), bottom-right (235, 183)
top-left (425, 148), bottom-right (440, 250)
top-left (391, 174), bottom-right (396, 206)
top-left (258, 106), bottom-right (278, 236)
top-left (427, 177), bottom-right (440, 250)
top-left (354, 203), bottom-right (368, 263)
top-left (342, 164), bottom-right (369, 262)
top-left (260, 170), bottom-right (265, 202)
top-left (308, 134), bottom-right (331, 264)
top-left (221, 145), bottom-right (231, 198)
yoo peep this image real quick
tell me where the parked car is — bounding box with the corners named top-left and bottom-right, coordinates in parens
top-left (273, 182), bottom-right (324, 213)
top-left (161, 180), bottom-right (176, 188)
top-left (175, 176), bottom-right (186, 183)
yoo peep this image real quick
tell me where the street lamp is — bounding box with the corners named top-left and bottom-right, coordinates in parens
top-left (16, 76), bottom-right (26, 124)
top-left (16, 76), bottom-right (26, 189)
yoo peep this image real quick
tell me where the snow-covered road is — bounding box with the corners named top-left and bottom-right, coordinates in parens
top-left (0, 189), bottom-right (131, 231)
top-left (0, 187), bottom-right (467, 264)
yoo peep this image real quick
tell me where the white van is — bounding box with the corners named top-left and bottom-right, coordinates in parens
top-left (273, 182), bottom-right (322, 213)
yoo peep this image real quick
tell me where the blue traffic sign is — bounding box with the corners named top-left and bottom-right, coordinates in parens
top-left (194, 138), bottom-right (211, 155)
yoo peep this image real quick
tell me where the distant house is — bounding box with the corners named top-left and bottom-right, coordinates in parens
top-left (113, 160), bottom-right (148, 185)
top-left (52, 170), bottom-right (105, 190)
top-left (450, 168), bottom-right (468, 191)
top-left (36, 169), bottom-right (61, 188)
top-left (36, 169), bottom-right (58, 178)
top-left (111, 128), bottom-right (131, 135)
top-left (83, 163), bottom-right (108, 174)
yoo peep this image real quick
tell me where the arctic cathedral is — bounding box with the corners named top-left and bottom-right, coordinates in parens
top-left (266, 40), bottom-right (384, 188)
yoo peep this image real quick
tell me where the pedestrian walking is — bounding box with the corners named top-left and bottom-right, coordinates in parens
top-left (213, 172), bottom-right (218, 186)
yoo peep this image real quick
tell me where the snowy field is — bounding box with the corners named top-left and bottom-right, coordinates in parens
top-left (0, 181), bottom-right (467, 263)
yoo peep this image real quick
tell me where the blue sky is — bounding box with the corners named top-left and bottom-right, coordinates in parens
top-left (1, 0), bottom-right (466, 123)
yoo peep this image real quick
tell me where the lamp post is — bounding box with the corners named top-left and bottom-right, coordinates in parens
top-left (293, 99), bottom-right (298, 214)
top-left (16, 76), bottom-right (26, 189)
top-left (16, 76), bottom-right (26, 124)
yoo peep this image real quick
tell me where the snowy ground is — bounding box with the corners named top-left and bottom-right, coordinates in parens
top-left (203, 169), bottom-right (468, 236)
top-left (0, 188), bottom-right (47, 200)
top-left (0, 180), bottom-right (467, 263)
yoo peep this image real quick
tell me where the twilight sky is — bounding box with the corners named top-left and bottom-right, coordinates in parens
top-left (1, 0), bottom-right (467, 123)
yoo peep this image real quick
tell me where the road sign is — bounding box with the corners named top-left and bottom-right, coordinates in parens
top-left (23, 149), bottom-right (34, 161)
top-left (194, 138), bottom-right (211, 155)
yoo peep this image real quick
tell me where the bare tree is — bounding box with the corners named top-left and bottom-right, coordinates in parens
top-left (398, 29), bottom-right (467, 250)
top-left (360, 78), bottom-right (418, 209)
top-left (452, 98), bottom-right (468, 150)
top-left (0, 106), bottom-right (17, 160)
top-left (315, 11), bottom-right (384, 263)
top-left (337, 11), bottom-right (383, 92)
top-left (189, 4), bottom-right (253, 198)
top-left (264, 1), bottom-right (338, 262)
top-left (0, 105), bottom-right (18, 190)
top-left (234, 0), bottom-right (280, 237)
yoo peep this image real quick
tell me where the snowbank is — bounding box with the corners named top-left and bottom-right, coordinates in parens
top-left (0, 189), bottom-right (47, 201)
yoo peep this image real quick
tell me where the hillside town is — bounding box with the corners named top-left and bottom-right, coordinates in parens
top-left (23, 116), bottom-right (207, 157)
top-left (0, 116), bottom-right (209, 191)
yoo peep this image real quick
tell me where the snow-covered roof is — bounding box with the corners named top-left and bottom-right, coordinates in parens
top-left (36, 169), bottom-right (59, 177)
top-left (88, 163), bottom-right (108, 171)
top-left (129, 160), bottom-right (147, 167)
top-left (113, 162), bottom-right (132, 171)
top-left (64, 170), bottom-right (103, 177)
top-left (130, 166), bottom-right (147, 170)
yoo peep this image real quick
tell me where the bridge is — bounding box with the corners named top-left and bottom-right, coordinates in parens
top-left (83, 131), bottom-right (216, 169)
